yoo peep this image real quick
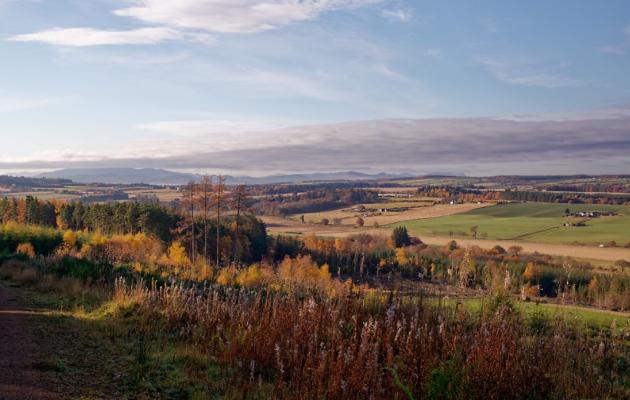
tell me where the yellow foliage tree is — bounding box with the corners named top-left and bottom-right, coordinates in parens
top-left (523, 262), bottom-right (542, 282)
top-left (395, 247), bottom-right (410, 267)
top-left (63, 230), bottom-right (78, 250)
top-left (163, 241), bottom-right (191, 268)
top-left (16, 242), bottom-right (35, 258)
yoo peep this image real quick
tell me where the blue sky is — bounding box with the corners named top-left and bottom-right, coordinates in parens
top-left (1, 0), bottom-right (629, 175)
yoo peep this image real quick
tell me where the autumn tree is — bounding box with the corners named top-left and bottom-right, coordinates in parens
top-left (199, 175), bottom-right (213, 260)
top-left (508, 245), bottom-right (523, 256)
top-left (523, 262), bottom-right (542, 283)
top-left (230, 184), bottom-right (248, 264)
top-left (213, 175), bottom-right (226, 268)
top-left (182, 181), bottom-right (197, 263)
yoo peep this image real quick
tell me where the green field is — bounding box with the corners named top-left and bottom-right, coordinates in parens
top-left (436, 297), bottom-right (630, 332)
top-left (396, 202), bottom-right (630, 245)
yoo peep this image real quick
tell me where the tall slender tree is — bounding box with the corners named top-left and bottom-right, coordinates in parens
top-left (183, 181), bottom-right (197, 263)
top-left (230, 184), bottom-right (248, 265)
top-left (199, 175), bottom-right (213, 260)
top-left (213, 175), bottom-right (226, 268)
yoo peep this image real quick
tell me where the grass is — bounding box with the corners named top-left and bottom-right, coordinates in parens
top-left (458, 297), bottom-right (630, 332)
top-left (0, 264), bottom-right (258, 399)
top-left (2, 258), bottom-right (629, 399)
top-left (396, 202), bottom-right (630, 246)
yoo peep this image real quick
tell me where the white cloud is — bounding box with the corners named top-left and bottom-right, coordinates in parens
top-left (74, 51), bottom-right (191, 65)
top-left (0, 149), bottom-right (105, 163)
top-left (227, 67), bottom-right (346, 100)
top-left (9, 1), bottom-right (381, 46)
top-left (9, 27), bottom-right (183, 47)
top-left (114, 0), bottom-right (382, 34)
top-left (598, 24), bottom-right (630, 55)
top-left (381, 9), bottom-right (412, 22)
top-left (372, 63), bottom-right (405, 79)
top-left (599, 45), bottom-right (626, 55)
top-left (422, 48), bottom-right (441, 58)
top-left (0, 92), bottom-right (66, 112)
top-left (136, 119), bottom-right (283, 137)
top-left (478, 57), bottom-right (582, 88)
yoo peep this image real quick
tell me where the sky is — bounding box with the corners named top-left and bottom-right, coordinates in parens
top-left (0, 0), bottom-right (629, 176)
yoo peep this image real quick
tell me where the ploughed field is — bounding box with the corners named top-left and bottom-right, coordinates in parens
top-left (396, 202), bottom-right (630, 246)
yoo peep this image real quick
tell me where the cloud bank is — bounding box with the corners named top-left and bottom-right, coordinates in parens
top-left (2, 114), bottom-right (629, 175)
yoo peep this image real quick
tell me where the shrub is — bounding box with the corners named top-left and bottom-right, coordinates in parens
top-left (16, 242), bottom-right (36, 258)
top-left (391, 226), bottom-right (411, 248)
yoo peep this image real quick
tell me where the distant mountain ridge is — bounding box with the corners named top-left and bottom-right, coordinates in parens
top-left (36, 168), bottom-right (408, 185)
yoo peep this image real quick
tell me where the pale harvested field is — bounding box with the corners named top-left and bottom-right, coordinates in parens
top-left (293, 203), bottom-right (486, 226)
top-left (419, 237), bottom-right (630, 264)
top-left (125, 188), bottom-right (183, 202)
top-left (365, 187), bottom-right (419, 193)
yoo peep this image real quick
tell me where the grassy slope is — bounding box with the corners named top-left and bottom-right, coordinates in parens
top-left (0, 281), bottom-right (133, 399)
top-left (0, 275), bottom-right (266, 399)
top-left (397, 202), bottom-right (630, 245)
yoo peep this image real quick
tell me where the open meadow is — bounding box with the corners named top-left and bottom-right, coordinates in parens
top-left (396, 202), bottom-right (630, 246)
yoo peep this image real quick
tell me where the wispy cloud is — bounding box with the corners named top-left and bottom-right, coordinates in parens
top-left (372, 63), bottom-right (406, 79)
top-left (9, 27), bottom-right (183, 47)
top-left (599, 45), bottom-right (626, 55)
top-left (421, 48), bottom-right (442, 58)
top-left (478, 57), bottom-right (582, 88)
top-left (0, 91), bottom-right (66, 112)
top-left (71, 51), bottom-right (191, 65)
top-left (114, 0), bottom-right (383, 34)
top-left (9, 1), bottom-right (384, 47)
top-left (136, 119), bottom-right (283, 138)
top-left (598, 24), bottom-right (630, 55)
top-left (382, 8), bottom-right (412, 22)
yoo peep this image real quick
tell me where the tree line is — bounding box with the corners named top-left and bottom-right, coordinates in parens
top-left (0, 177), bottom-right (269, 266)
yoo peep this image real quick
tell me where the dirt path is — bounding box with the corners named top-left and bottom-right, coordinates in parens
top-left (0, 284), bottom-right (62, 400)
top-left (0, 282), bottom-right (129, 399)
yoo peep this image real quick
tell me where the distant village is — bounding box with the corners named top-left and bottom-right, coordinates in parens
top-left (563, 209), bottom-right (619, 227)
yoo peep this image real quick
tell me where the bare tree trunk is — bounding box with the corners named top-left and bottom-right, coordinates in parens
top-left (185, 181), bottom-right (196, 264)
top-left (215, 175), bottom-right (226, 268)
top-left (232, 185), bottom-right (246, 265)
top-left (201, 176), bottom-right (212, 260)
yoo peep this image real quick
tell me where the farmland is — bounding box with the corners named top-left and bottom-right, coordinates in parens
top-left (396, 202), bottom-right (630, 246)
top-left (2, 179), bottom-right (630, 398)
top-left (289, 201), bottom-right (487, 226)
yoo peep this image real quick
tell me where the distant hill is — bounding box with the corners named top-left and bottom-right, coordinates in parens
top-left (0, 175), bottom-right (73, 189)
top-left (38, 168), bottom-right (199, 185)
top-left (228, 171), bottom-right (408, 185)
top-left (37, 168), bottom-right (406, 186)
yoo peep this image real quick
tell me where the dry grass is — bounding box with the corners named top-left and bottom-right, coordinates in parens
top-left (112, 279), bottom-right (630, 399)
top-left (0, 259), bottom-right (109, 307)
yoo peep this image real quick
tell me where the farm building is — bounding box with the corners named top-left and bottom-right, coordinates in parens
top-left (567, 211), bottom-right (618, 218)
